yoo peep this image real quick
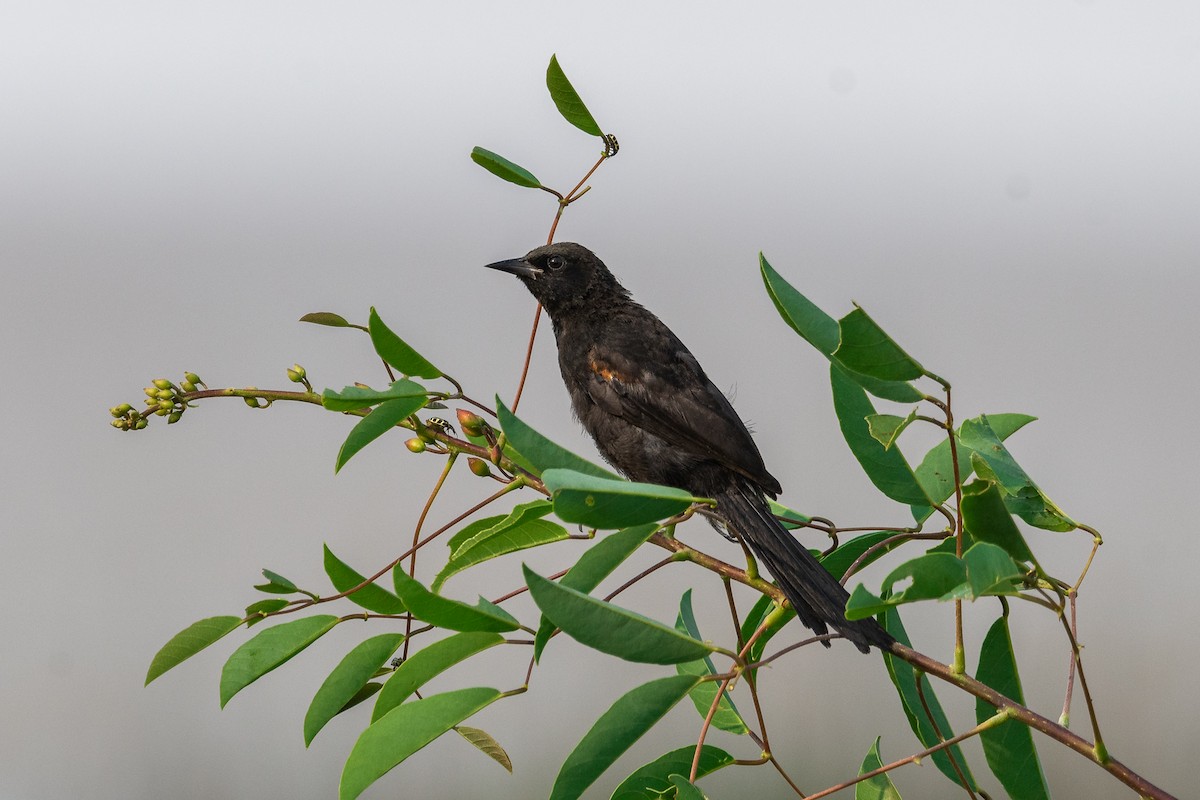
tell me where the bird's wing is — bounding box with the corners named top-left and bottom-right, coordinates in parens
top-left (584, 334), bottom-right (781, 494)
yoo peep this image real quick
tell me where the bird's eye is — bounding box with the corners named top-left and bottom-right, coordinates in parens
top-left (546, 255), bottom-right (565, 271)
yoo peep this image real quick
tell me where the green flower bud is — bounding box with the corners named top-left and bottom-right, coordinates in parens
top-left (152, 378), bottom-right (173, 390)
top-left (168, 410), bottom-right (183, 424)
top-left (144, 397), bottom-right (158, 406)
top-left (110, 406), bottom-right (123, 417)
top-left (111, 419), bottom-right (125, 429)
top-left (116, 403), bottom-right (132, 415)
top-left (184, 372), bottom-right (202, 386)
top-left (180, 380), bottom-right (196, 393)
top-left (405, 438), bottom-right (426, 453)
top-left (134, 418), bottom-right (148, 430)
top-left (156, 388), bottom-right (174, 400)
top-left (286, 364), bottom-right (306, 383)
top-left (467, 457), bottom-right (491, 477)
top-left (155, 406), bottom-right (169, 416)
top-left (144, 386), bottom-right (159, 398)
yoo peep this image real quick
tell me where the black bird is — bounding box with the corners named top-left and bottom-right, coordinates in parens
top-left (486, 242), bottom-right (893, 653)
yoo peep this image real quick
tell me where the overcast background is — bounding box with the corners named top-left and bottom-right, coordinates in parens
top-left (3, 3), bottom-right (1198, 799)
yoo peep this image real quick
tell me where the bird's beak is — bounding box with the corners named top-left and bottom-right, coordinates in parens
top-left (484, 258), bottom-right (542, 280)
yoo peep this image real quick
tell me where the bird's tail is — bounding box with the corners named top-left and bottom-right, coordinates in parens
top-left (714, 482), bottom-right (894, 653)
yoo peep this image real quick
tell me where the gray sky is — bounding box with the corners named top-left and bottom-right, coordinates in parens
top-left (3, 2), bottom-right (1198, 798)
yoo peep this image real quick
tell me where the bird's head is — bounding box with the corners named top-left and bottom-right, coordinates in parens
top-left (485, 242), bottom-right (626, 317)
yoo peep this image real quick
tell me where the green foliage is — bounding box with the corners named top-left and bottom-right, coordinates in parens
top-left (857, 737), bottom-right (903, 800)
top-left (550, 675), bottom-right (700, 800)
top-left (125, 54), bottom-right (1146, 800)
top-left (524, 565), bottom-right (718, 665)
top-left (976, 616), bottom-right (1051, 800)
top-left (542, 468), bottom-right (701, 528)
top-left (305, 633), bottom-right (405, 746)
top-left (340, 686), bottom-right (503, 800)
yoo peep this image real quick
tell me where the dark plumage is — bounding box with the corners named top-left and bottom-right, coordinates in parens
top-left (486, 242), bottom-right (893, 652)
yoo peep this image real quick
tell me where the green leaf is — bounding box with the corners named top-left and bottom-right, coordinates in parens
top-left (455, 725), bottom-right (513, 773)
top-left (391, 570), bottom-right (520, 632)
top-left (497, 399), bottom-right (617, 479)
top-left (524, 565), bottom-right (717, 665)
top-left (339, 682), bottom-right (383, 713)
top-left (668, 775), bottom-right (706, 800)
top-left (546, 54), bottom-right (603, 136)
top-left (611, 745), bottom-right (735, 799)
top-left (244, 598), bottom-right (288, 627)
top-left (322, 379), bottom-right (428, 412)
top-left (675, 590), bottom-right (747, 735)
top-left (145, 615), bottom-right (242, 685)
top-left (367, 307), bottom-right (442, 379)
top-left (534, 524), bottom-right (658, 661)
top-left (323, 544), bottom-right (407, 615)
top-left (340, 686), bottom-right (502, 800)
top-left (759, 253), bottom-right (840, 354)
top-left (845, 553), bottom-right (967, 619)
top-left (470, 146), bottom-right (542, 188)
top-left (881, 608), bottom-right (978, 790)
top-left (542, 468), bottom-right (699, 529)
top-left (304, 633), bottom-right (406, 746)
top-left (962, 542), bottom-right (1023, 598)
top-left (975, 616), bottom-right (1050, 800)
top-left (760, 255), bottom-right (922, 402)
top-left (856, 737), bottom-right (903, 800)
top-left (834, 306), bottom-right (926, 381)
top-left (818, 531), bottom-right (905, 583)
top-left (300, 311), bottom-right (357, 328)
top-left (961, 416), bottom-right (1076, 532)
top-left (961, 481), bottom-right (1036, 564)
top-left (371, 631), bottom-right (504, 722)
top-left (446, 499), bottom-right (555, 558)
top-left (220, 615), bottom-right (340, 707)
top-left (434, 501), bottom-right (569, 590)
top-left (910, 413), bottom-right (1037, 522)
top-left (334, 395), bottom-right (428, 472)
top-left (550, 675), bottom-right (701, 800)
top-left (830, 364), bottom-right (931, 506)
top-left (867, 410), bottom-right (918, 450)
